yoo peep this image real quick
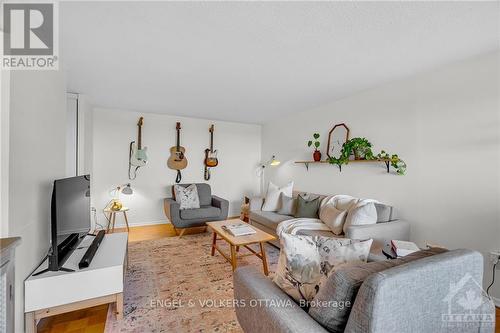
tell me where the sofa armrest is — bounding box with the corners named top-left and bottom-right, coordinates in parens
top-left (249, 196), bottom-right (264, 211)
top-left (234, 266), bottom-right (329, 333)
top-left (163, 198), bottom-right (181, 224)
top-left (345, 249), bottom-right (493, 333)
top-left (345, 220), bottom-right (410, 243)
top-left (212, 195), bottom-right (229, 219)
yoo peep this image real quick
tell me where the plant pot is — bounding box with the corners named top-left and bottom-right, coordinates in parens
top-left (313, 150), bottom-right (322, 162)
top-left (353, 149), bottom-right (365, 160)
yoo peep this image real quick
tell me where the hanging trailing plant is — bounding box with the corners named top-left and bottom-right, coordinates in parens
top-left (376, 150), bottom-right (407, 175)
top-left (327, 138), bottom-right (407, 175)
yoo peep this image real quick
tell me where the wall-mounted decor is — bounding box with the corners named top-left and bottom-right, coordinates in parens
top-left (307, 133), bottom-right (322, 161)
top-left (204, 124), bottom-right (218, 180)
top-left (296, 133), bottom-right (407, 175)
top-left (326, 123), bottom-right (349, 159)
top-left (327, 137), bottom-right (407, 174)
top-left (129, 117), bottom-right (148, 180)
top-left (167, 122), bottom-right (188, 183)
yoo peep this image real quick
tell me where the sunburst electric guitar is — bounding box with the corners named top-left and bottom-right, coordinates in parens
top-left (167, 122), bottom-right (188, 183)
top-left (204, 125), bottom-right (218, 180)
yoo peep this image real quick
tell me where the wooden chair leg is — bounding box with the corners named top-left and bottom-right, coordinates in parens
top-left (178, 228), bottom-right (186, 238)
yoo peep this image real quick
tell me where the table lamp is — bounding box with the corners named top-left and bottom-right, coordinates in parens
top-left (109, 183), bottom-right (133, 211)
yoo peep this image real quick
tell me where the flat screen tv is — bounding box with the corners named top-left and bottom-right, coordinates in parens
top-left (47, 175), bottom-right (91, 272)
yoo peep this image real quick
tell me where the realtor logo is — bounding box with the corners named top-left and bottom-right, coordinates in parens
top-left (442, 273), bottom-right (494, 329)
top-left (1, 2), bottom-right (58, 69)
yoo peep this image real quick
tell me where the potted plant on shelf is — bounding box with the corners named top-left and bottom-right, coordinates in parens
top-left (307, 133), bottom-right (322, 161)
top-left (346, 137), bottom-right (372, 160)
top-left (377, 150), bottom-right (407, 175)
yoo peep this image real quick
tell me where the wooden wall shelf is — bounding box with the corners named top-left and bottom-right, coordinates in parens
top-left (295, 159), bottom-right (391, 172)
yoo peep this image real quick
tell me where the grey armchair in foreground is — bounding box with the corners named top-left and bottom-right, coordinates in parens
top-left (163, 183), bottom-right (229, 236)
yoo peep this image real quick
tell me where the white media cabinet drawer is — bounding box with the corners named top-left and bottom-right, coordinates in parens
top-left (25, 233), bottom-right (128, 312)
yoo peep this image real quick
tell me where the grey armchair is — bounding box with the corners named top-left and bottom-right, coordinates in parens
top-left (163, 183), bottom-right (229, 236)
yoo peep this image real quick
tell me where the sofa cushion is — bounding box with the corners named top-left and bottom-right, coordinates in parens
top-left (319, 204), bottom-right (347, 235)
top-left (179, 205), bottom-right (221, 220)
top-left (262, 181), bottom-right (294, 212)
top-left (343, 202), bottom-right (377, 234)
top-left (374, 203), bottom-right (394, 222)
top-left (174, 184), bottom-right (200, 210)
top-left (308, 247), bottom-right (448, 333)
top-left (173, 183), bottom-right (212, 206)
top-left (250, 211), bottom-right (292, 230)
top-left (273, 233), bottom-right (372, 303)
top-left (294, 193), bottom-right (320, 218)
top-left (277, 193), bottom-right (296, 215)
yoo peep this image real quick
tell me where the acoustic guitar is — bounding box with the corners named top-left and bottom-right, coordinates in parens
top-left (130, 117), bottom-right (148, 167)
top-left (204, 125), bottom-right (218, 167)
top-left (167, 122), bottom-right (187, 182)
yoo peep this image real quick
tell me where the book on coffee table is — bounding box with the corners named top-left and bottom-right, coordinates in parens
top-left (391, 240), bottom-right (420, 257)
top-left (221, 223), bottom-right (256, 237)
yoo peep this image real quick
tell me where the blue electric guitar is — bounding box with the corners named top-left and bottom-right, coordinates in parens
top-left (130, 117), bottom-right (148, 167)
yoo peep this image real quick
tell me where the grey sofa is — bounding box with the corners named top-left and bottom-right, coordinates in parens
top-left (234, 249), bottom-right (495, 333)
top-left (163, 183), bottom-right (228, 234)
top-left (249, 192), bottom-right (410, 259)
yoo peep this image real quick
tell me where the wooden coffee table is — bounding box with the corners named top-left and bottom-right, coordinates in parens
top-left (207, 219), bottom-right (276, 275)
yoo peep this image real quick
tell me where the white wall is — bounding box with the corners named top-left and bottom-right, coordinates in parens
top-left (91, 108), bottom-right (261, 229)
top-left (8, 70), bottom-right (66, 331)
top-left (262, 52), bottom-right (500, 296)
top-left (78, 95), bottom-right (93, 175)
top-left (0, 70), bottom-right (10, 236)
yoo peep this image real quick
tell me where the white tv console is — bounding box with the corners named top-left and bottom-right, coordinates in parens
top-left (24, 232), bottom-right (128, 333)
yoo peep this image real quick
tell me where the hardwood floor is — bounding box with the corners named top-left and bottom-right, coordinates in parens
top-left (37, 224), bottom-right (175, 333)
top-left (35, 224), bottom-right (500, 332)
top-left (497, 307), bottom-right (500, 333)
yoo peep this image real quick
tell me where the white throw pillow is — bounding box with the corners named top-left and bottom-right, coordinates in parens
top-left (343, 202), bottom-right (377, 234)
top-left (174, 184), bottom-right (200, 210)
top-left (273, 233), bottom-right (372, 302)
top-left (319, 204), bottom-right (348, 235)
top-left (333, 195), bottom-right (358, 211)
top-left (262, 181), bottom-right (293, 212)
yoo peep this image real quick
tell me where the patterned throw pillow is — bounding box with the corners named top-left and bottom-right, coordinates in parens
top-left (174, 184), bottom-right (200, 210)
top-left (273, 233), bottom-right (372, 303)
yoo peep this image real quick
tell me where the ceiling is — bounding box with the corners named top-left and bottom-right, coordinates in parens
top-left (61, 1), bottom-right (499, 124)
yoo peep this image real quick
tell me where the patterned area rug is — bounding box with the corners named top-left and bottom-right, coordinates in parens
top-left (104, 232), bottom-right (280, 332)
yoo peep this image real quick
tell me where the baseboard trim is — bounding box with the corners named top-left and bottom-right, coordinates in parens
top-left (111, 219), bottom-right (168, 228)
top-left (106, 216), bottom-right (241, 229)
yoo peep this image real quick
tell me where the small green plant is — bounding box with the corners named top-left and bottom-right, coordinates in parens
top-left (377, 150), bottom-right (407, 175)
top-left (307, 133), bottom-right (321, 151)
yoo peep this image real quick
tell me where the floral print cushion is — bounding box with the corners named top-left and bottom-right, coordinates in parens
top-left (174, 184), bottom-right (201, 210)
top-left (273, 233), bottom-right (372, 303)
